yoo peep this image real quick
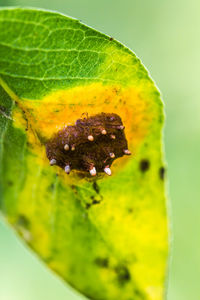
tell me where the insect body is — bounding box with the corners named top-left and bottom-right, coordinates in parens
top-left (46, 112), bottom-right (131, 176)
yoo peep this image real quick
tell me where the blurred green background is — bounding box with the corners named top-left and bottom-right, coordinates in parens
top-left (0, 0), bottom-right (199, 299)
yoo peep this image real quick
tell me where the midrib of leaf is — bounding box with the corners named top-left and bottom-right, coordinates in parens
top-left (0, 77), bottom-right (20, 103)
top-left (0, 85), bottom-right (27, 217)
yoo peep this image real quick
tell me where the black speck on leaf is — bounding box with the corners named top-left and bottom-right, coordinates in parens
top-left (94, 257), bottom-right (109, 268)
top-left (93, 181), bottom-right (100, 194)
top-left (139, 159), bottom-right (150, 172)
top-left (159, 166), bottom-right (165, 180)
top-left (115, 265), bottom-right (131, 285)
top-left (17, 215), bottom-right (30, 228)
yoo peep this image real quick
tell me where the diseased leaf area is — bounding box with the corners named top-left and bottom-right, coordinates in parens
top-left (46, 112), bottom-right (131, 176)
top-left (0, 8), bottom-right (168, 300)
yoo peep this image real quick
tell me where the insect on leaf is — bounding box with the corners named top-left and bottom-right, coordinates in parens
top-left (0, 8), bottom-right (169, 300)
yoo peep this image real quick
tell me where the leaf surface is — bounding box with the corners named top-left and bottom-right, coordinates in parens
top-left (0, 8), bottom-right (168, 300)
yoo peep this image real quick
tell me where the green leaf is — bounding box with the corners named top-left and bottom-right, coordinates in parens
top-left (0, 7), bottom-right (168, 300)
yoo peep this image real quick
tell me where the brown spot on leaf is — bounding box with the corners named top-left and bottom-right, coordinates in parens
top-left (17, 215), bottom-right (30, 229)
top-left (94, 257), bottom-right (109, 268)
top-left (93, 181), bottom-right (100, 194)
top-left (159, 166), bottom-right (165, 180)
top-left (115, 265), bottom-right (131, 285)
top-left (139, 159), bottom-right (150, 172)
top-left (85, 195), bottom-right (103, 209)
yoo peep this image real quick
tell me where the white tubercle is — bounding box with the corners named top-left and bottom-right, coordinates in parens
top-left (64, 144), bottom-right (69, 151)
top-left (104, 167), bottom-right (111, 176)
top-left (123, 149), bottom-right (131, 155)
top-left (64, 165), bottom-right (71, 174)
top-left (110, 152), bottom-right (115, 158)
top-left (88, 135), bottom-right (94, 141)
top-left (101, 129), bottom-right (107, 135)
top-left (89, 167), bottom-right (96, 176)
top-left (110, 134), bottom-right (116, 139)
top-left (50, 159), bottom-right (57, 166)
top-left (71, 145), bottom-right (75, 151)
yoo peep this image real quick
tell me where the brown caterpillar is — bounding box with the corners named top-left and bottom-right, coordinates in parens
top-left (45, 112), bottom-right (131, 176)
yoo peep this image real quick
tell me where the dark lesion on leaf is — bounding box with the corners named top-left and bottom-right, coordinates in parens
top-left (94, 257), bottom-right (109, 268)
top-left (93, 181), bottom-right (100, 194)
top-left (159, 166), bottom-right (165, 180)
top-left (21, 108), bottom-right (29, 131)
top-left (90, 195), bottom-right (102, 204)
top-left (16, 214), bottom-right (30, 229)
top-left (46, 112), bottom-right (131, 177)
top-left (70, 184), bottom-right (78, 194)
top-left (48, 183), bottom-right (56, 192)
top-left (85, 194), bottom-right (103, 209)
top-left (14, 214), bottom-right (32, 243)
top-left (84, 180), bottom-right (103, 209)
top-left (114, 264), bottom-right (131, 285)
top-left (139, 159), bottom-right (150, 172)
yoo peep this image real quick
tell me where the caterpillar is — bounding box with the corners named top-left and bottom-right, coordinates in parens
top-left (46, 112), bottom-right (131, 176)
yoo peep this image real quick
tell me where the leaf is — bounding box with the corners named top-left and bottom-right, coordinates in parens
top-left (0, 8), bottom-right (168, 300)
